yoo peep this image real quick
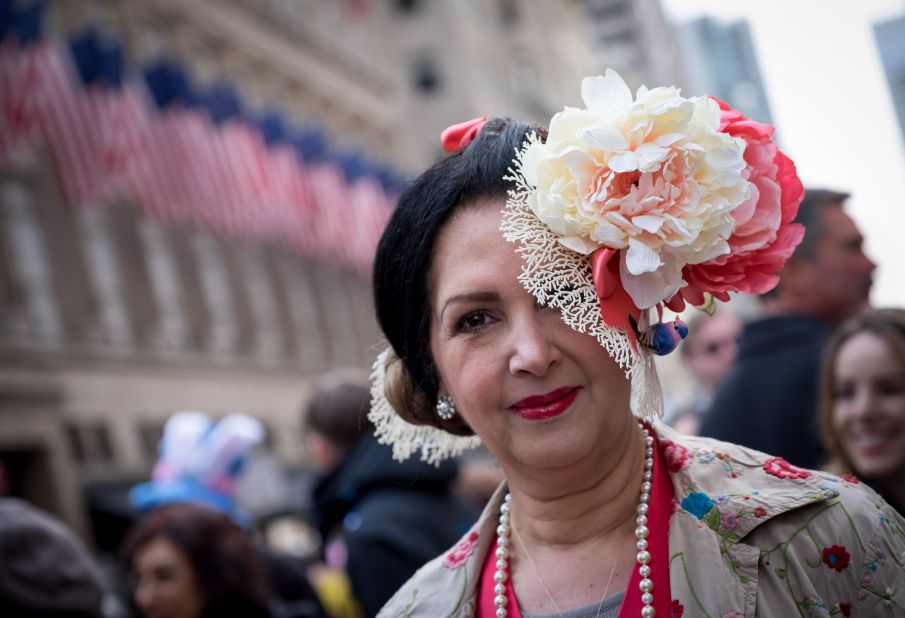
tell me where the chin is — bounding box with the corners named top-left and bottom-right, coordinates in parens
top-left (513, 435), bottom-right (599, 470)
top-left (850, 457), bottom-right (902, 481)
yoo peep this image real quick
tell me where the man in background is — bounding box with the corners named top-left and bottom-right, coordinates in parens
top-left (700, 188), bottom-right (876, 469)
top-left (305, 369), bottom-right (475, 617)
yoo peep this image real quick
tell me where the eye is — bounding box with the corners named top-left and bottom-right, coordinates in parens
top-left (455, 310), bottom-right (492, 333)
top-left (877, 378), bottom-right (905, 397)
top-left (833, 381), bottom-right (854, 400)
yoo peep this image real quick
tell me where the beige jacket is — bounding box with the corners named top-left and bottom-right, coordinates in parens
top-left (378, 424), bottom-right (905, 617)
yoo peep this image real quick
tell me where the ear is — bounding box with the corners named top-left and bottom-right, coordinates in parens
top-left (306, 433), bottom-right (340, 471)
top-left (776, 257), bottom-right (815, 297)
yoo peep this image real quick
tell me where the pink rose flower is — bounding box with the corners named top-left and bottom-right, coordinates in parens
top-left (673, 100), bottom-right (805, 307)
top-left (442, 531), bottom-right (480, 570)
top-left (660, 439), bottom-right (692, 473)
top-left (763, 456), bottom-right (811, 480)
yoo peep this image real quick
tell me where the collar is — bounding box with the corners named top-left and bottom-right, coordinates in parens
top-left (655, 423), bottom-right (843, 539)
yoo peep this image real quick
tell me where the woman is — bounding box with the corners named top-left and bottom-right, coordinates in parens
top-left (820, 308), bottom-right (905, 514)
top-left (369, 71), bottom-right (905, 617)
top-left (122, 502), bottom-right (272, 618)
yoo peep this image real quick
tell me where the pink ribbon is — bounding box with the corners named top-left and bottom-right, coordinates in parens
top-left (440, 117), bottom-right (488, 152)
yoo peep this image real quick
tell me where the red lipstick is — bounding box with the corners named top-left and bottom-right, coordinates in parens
top-left (509, 387), bottom-right (581, 420)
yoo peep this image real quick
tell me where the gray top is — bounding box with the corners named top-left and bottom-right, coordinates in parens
top-left (521, 590), bottom-right (624, 618)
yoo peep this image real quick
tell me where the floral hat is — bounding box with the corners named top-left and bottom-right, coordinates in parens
top-left (370, 70), bottom-right (804, 463)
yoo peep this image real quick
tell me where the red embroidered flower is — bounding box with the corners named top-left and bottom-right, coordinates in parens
top-left (763, 457), bottom-right (811, 480)
top-left (839, 601), bottom-right (852, 616)
top-left (672, 599), bottom-right (684, 617)
top-left (442, 531), bottom-right (479, 570)
top-left (822, 545), bottom-right (851, 572)
top-left (661, 439), bottom-right (692, 473)
top-left (840, 474), bottom-right (860, 485)
top-left (754, 506), bottom-right (768, 518)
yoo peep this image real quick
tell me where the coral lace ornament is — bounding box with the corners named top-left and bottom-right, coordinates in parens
top-left (478, 427), bottom-right (674, 617)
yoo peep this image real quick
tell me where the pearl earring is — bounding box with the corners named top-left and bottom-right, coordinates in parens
top-left (436, 395), bottom-right (456, 420)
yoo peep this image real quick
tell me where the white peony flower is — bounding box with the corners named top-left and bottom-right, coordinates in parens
top-left (517, 69), bottom-right (750, 308)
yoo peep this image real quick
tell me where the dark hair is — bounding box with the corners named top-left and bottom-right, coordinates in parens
top-left (372, 117), bottom-right (544, 433)
top-left (121, 503), bottom-right (270, 618)
top-left (819, 308), bottom-right (905, 480)
top-left (793, 188), bottom-right (850, 259)
top-left (303, 367), bottom-right (373, 451)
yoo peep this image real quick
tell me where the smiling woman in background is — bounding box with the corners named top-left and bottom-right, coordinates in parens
top-left (820, 308), bottom-right (905, 514)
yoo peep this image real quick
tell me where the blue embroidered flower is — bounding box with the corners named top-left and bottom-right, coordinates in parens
top-left (681, 492), bottom-right (714, 520)
top-left (696, 451), bottom-right (716, 464)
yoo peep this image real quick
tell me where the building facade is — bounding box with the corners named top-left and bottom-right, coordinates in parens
top-left (1, 0), bottom-right (682, 543)
top-left (874, 14), bottom-right (905, 153)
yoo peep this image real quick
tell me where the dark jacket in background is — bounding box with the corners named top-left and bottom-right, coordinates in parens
top-left (313, 434), bottom-right (476, 617)
top-left (258, 547), bottom-right (328, 618)
top-left (700, 315), bottom-right (833, 470)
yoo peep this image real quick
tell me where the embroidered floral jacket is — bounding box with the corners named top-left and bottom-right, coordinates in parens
top-left (377, 424), bottom-right (905, 618)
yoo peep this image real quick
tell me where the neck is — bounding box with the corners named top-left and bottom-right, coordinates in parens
top-left (504, 421), bottom-right (645, 547)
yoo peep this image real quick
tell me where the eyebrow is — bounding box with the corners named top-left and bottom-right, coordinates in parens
top-left (439, 290), bottom-right (499, 321)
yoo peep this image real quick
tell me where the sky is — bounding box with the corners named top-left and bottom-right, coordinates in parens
top-left (660, 0), bottom-right (905, 307)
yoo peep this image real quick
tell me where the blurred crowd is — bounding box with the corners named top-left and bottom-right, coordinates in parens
top-left (0, 367), bottom-right (498, 618)
top-left (1, 186), bottom-right (903, 618)
top-left (666, 188), bottom-right (903, 519)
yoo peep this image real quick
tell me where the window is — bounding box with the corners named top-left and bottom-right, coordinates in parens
top-left (65, 422), bottom-right (115, 465)
top-left (412, 54), bottom-right (442, 95)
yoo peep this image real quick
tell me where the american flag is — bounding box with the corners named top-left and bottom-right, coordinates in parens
top-left (89, 83), bottom-right (151, 204)
top-left (273, 146), bottom-right (319, 254)
top-left (307, 161), bottom-right (355, 266)
top-left (35, 42), bottom-right (105, 205)
top-left (0, 5), bottom-right (400, 274)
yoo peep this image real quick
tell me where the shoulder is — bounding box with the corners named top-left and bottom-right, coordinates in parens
top-left (747, 475), bottom-right (905, 613)
top-left (658, 426), bottom-right (905, 612)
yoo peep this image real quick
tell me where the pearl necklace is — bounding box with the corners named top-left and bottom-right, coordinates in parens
top-left (493, 423), bottom-right (656, 618)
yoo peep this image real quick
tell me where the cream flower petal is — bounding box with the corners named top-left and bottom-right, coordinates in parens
top-left (609, 151), bottom-right (639, 173)
top-left (636, 143), bottom-right (669, 171)
top-left (620, 252), bottom-right (685, 309)
top-left (626, 238), bottom-right (662, 275)
top-left (633, 215), bottom-right (664, 234)
top-left (580, 125), bottom-right (629, 151)
top-left (654, 133), bottom-right (685, 147)
top-left (591, 220), bottom-right (627, 246)
top-left (559, 235), bottom-right (599, 254)
top-left (521, 142), bottom-right (548, 187)
top-left (581, 70), bottom-right (632, 117)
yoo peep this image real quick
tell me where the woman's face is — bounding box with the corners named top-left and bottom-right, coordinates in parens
top-left (831, 331), bottom-right (905, 481)
top-left (429, 200), bottom-right (632, 471)
top-left (133, 537), bottom-right (204, 618)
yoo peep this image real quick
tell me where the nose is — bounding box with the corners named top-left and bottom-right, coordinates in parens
top-left (508, 311), bottom-right (561, 376)
top-left (863, 253), bottom-right (877, 275)
top-left (135, 580), bottom-right (155, 611)
top-left (849, 386), bottom-right (879, 421)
